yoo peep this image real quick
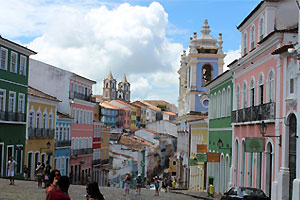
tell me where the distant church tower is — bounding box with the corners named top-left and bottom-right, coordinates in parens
top-left (103, 72), bottom-right (130, 102)
top-left (178, 19), bottom-right (225, 116)
top-left (103, 71), bottom-right (117, 100)
top-left (117, 75), bottom-right (130, 102)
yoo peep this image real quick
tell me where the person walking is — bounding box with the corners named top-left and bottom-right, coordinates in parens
top-left (123, 173), bottom-right (131, 196)
top-left (7, 156), bottom-right (17, 185)
top-left (23, 165), bottom-right (29, 181)
top-left (86, 182), bottom-right (105, 200)
top-left (154, 176), bottom-right (160, 196)
top-left (135, 174), bottom-right (142, 195)
top-left (36, 162), bottom-right (44, 188)
top-left (44, 164), bottom-right (51, 188)
top-left (47, 176), bottom-right (70, 200)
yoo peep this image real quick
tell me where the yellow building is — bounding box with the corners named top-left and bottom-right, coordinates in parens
top-left (168, 156), bottom-right (177, 177)
top-left (189, 117), bottom-right (208, 191)
top-left (24, 86), bottom-right (60, 179)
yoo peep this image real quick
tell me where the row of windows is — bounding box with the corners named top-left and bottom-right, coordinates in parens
top-left (29, 110), bottom-right (54, 129)
top-left (72, 108), bottom-right (93, 124)
top-left (243, 16), bottom-right (264, 55)
top-left (54, 157), bottom-right (69, 176)
top-left (93, 149), bottom-right (101, 160)
top-left (0, 47), bottom-right (27, 76)
top-left (71, 137), bottom-right (92, 150)
top-left (93, 125), bottom-right (102, 138)
top-left (210, 86), bottom-right (231, 119)
top-left (55, 125), bottom-right (71, 141)
top-left (70, 81), bottom-right (91, 96)
top-left (236, 71), bottom-right (275, 109)
top-left (0, 89), bottom-right (25, 113)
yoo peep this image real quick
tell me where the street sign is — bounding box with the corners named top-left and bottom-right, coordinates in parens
top-left (207, 153), bottom-right (220, 162)
top-left (188, 159), bottom-right (198, 166)
top-left (245, 137), bottom-right (264, 152)
top-left (197, 144), bottom-right (207, 153)
top-left (196, 153), bottom-right (207, 162)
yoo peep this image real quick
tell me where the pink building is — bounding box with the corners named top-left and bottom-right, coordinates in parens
top-left (230, 1), bottom-right (298, 199)
top-left (109, 100), bottom-right (131, 130)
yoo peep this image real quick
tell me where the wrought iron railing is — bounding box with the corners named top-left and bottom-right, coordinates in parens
top-left (28, 128), bottom-right (55, 138)
top-left (0, 111), bottom-right (26, 122)
top-left (69, 92), bottom-right (96, 103)
top-left (71, 148), bottom-right (93, 157)
top-left (55, 140), bottom-right (71, 147)
top-left (101, 159), bottom-right (109, 165)
top-left (232, 102), bottom-right (275, 123)
top-left (92, 159), bottom-right (101, 165)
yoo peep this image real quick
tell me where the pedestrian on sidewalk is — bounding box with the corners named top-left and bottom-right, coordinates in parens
top-left (36, 162), bottom-right (44, 188)
top-left (23, 165), bottom-right (29, 181)
top-left (47, 176), bottom-right (71, 200)
top-left (86, 182), bottom-right (105, 200)
top-left (135, 174), bottom-right (142, 195)
top-left (44, 164), bottom-right (51, 188)
top-left (154, 176), bottom-right (160, 196)
top-left (46, 169), bottom-right (61, 197)
top-left (7, 156), bottom-right (17, 185)
top-left (123, 173), bottom-right (131, 196)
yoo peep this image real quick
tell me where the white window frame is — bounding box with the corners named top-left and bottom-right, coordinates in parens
top-left (243, 32), bottom-right (248, 55)
top-left (267, 70), bottom-right (275, 102)
top-left (250, 25), bottom-right (255, 50)
top-left (36, 112), bottom-right (42, 129)
top-left (0, 89), bottom-right (6, 112)
top-left (227, 86), bottom-right (231, 116)
top-left (49, 113), bottom-right (53, 129)
top-left (249, 78), bottom-right (255, 107)
top-left (0, 47), bottom-right (8, 70)
top-left (43, 113), bottom-right (48, 129)
top-left (18, 93), bottom-right (25, 113)
top-left (243, 81), bottom-right (247, 108)
top-left (19, 55), bottom-right (27, 76)
top-left (29, 111), bottom-right (35, 128)
top-left (8, 91), bottom-right (16, 112)
top-left (236, 84), bottom-right (240, 109)
top-left (258, 73), bottom-right (264, 105)
top-left (10, 51), bottom-right (18, 73)
top-left (259, 17), bottom-right (264, 41)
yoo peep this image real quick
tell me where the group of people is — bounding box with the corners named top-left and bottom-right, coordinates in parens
top-left (123, 173), bottom-right (143, 196)
top-left (35, 160), bottom-right (52, 188)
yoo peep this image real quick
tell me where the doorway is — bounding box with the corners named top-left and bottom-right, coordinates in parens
top-left (28, 152), bottom-right (33, 178)
top-left (289, 114), bottom-right (297, 200)
top-left (265, 142), bottom-right (273, 197)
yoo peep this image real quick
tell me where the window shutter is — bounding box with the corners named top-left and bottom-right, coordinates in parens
top-left (1, 48), bottom-right (7, 70)
top-left (10, 52), bottom-right (17, 73)
top-left (20, 56), bottom-right (26, 75)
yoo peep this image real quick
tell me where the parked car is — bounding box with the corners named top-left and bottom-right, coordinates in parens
top-left (221, 187), bottom-right (270, 200)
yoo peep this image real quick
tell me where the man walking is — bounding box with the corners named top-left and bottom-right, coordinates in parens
top-left (7, 156), bottom-right (17, 185)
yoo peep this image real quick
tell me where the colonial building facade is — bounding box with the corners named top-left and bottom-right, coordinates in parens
top-left (103, 72), bottom-right (130, 102)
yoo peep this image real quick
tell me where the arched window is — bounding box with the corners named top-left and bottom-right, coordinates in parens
top-left (250, 26), bottom-right (255, 50)
top-left (243, 81), bottom-right (247, 108)
top-left (222, 89), bottom-right (226, 117)
top-left (43, 113), bottom-right (47, 129)
top-left (249, 78), bottom-right (255, 106)
top-left (36, 112), bottom-right (41, 129)
top-left (243, 33), bottom-right (248, 55)
top-left (227, 87), bottom-right (231, 116)
top-left (29, 111), bottom-right (34, 128)
top-left (268, 70), bottom-right (275, 102)
top-left (236, 85), bottom-right (240, 109)
top-left (218, 91), bottom-right (221, 118)
top-left (202, 64), bottom-right (213, 86)
top-left (259, 18), bottom-right (264, 41)
top-left (258, 74), bottom-right (264, 105)
top-left (214, 93), bottom-right (217, 118)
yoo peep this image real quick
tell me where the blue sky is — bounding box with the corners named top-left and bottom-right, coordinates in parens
top-left (0, 0), bottom-right (261, 105)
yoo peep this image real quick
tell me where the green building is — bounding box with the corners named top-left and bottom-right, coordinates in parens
top-left (0, 36), bottom-right (36, 178)
top-left (206, 69), bottom-right (233, 194)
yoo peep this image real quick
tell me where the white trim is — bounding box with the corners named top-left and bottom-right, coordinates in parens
top-left (250, 25), bottom-right (256, 50)
top-left (15, 144), bottom-right (23, 174)
top-left (19, 55), bottom-right (27, 76)
top-left (0, 88), bottom-right (6, 112)
top-left (0, 78), bottom-right (27, 88)
top-left (18, 93), bottom-right (25, 113)
top-left (8, 91), bottom-right (16, 112)
top-left (10, 51), bottom-right (18, 73)
top-left (6, 145), bottom-right (14, 175)
top-left (0, 47), bottom-right (8, 70)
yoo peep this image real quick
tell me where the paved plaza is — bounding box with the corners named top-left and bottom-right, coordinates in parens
top-left (0, 178), bottom-right (197, 200)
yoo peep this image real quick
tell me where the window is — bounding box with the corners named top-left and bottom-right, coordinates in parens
top-left (268, 71), bottom-right (275, 102)
top-left (36, 113), bottom-right (41, 129)
top-left (10, 51), bottom-right (18, 73)
top-left (67, 127), bottom-right (70, 140)
top-left (218, 91), bottom-right (221, 118)
top-left (243, 81), bottom-right (247, 108)
top-left (29, 112), bottom-right (34, 127)
top-left (243, 33), bottom-right (248, 55)
top-left (16, 146), bottom-right (22, 173)
top-left (202, 64), bottom-right (213, 86)
top-left (43, 113), bottom-right (47, 129)
top-left (259, 18), bottom-right (264, 41)
top-left (250, 26), bottom-right (255, 50)
top-left (64, 127), bottom-right (67, 140)
top-left (221, 89), bottom-right (225, 117)
top-left (49, 114), bottom-right (53, 129)
top-left (250, 79), bottom-right (255, 106)
top-left (290, 78), bottom-right (295, 94)
top-left (0, 47), bottom-right (8, 70)
top-left (76, 109), bottom-right (79, 123)
top-left (0, 89), bottom-right (6, 112)
top-left (236, 85), bottom-right (240, 109)
top-left (214, 93), bottom-right (217, 118)
top-left (60, 127), bottom-right (63, 141)
top-left (258, 74), bottom-right (264, 105)
top-left (227, 87), bottom-right (231, 116)
top-left (19, 55), bottom-right (27, 76)
top-left (18, 93), bottom-right (25, 113)
top-left (8, 92), bottom-right (16, 112)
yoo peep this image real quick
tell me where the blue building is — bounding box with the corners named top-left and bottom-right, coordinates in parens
top-left (99, 102), bottom-right (118, 128)
top-left (54, 112), bottom-right (72, 176)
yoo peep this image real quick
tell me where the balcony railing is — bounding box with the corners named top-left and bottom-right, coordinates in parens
top-left (101, 159), bottom-right (109, 165)
top-left (69, 92), bottom-right (96, 103)
top-left (92, 159), bottom-right (101, 165)
top-left (232, 102), bottom-right (275, 123)
top-left (0, 111), bottom-right (26, 122)
top-left (55, 140), bottom-right (71, 147)
top-left (28, 128), bottom-right (54, 138)
top-left (71, 148), bottom-right (93, 157)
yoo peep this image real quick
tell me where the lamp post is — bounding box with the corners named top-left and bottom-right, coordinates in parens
top-left (217, 139), bottom-right (232, 151)
top-left (259, 121), bottom-right (281, 146)
top-left (40, 141), bottom-right (51, 154)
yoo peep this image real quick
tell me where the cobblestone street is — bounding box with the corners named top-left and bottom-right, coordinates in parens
top-left (0, 178), bottom-right (197, 200)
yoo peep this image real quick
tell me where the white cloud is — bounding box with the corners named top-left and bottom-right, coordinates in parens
top-left (224, 48), bottom-right (241, 71)
top-left (1, 1), bottom-right (183, 105)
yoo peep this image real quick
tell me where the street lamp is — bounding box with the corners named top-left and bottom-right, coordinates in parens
top-left (217, 139), bottom-right (232, 150)
top-left (40, 141), bottom-right (51, 153)
top-left (259, 121), bottom-right (281, 146)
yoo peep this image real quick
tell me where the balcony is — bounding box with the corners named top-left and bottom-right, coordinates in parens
top-left (69, 92), bottom-right (96, 103)
top-left (101, 159), bottom-right (109, 165)
top-left (28, 128), bottom-right (54, 139)
top-left (232, 102), bottom-right (275, 123)
top-left (92, 159), bottom-right (101, 165)
top-left (55, 140), bottom-right (71, 147)
top-left (0, 111), bottom-right (26, 122)
top-left (71, 148), bottom-right (93, 157)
